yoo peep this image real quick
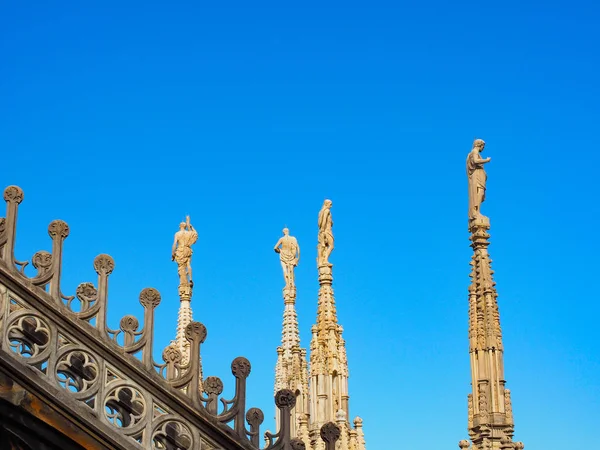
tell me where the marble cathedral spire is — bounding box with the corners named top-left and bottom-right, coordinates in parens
top-left (273, 228), bottom-right (310, 446)
top-left (308, 200), bottom-right (365, 450)
top-left (170, 215), bottom-right (203, 387)
top-left (461, 140), bottom-right (524, 450)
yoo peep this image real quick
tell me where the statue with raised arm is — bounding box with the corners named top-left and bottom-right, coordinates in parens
top-left (317, 199), bottom-right (334, 267)
top-left (172, 215), bottom-right (198, 286)
top-left (273, 228), bottom-right (300, 289)
top-left (467, 139), bottom-right (491, 225)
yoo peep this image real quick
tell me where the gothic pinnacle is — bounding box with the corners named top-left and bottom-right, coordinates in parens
top-left (308, 200), bottom-right (365, 450)
top-left (463, 140), bottom-right (523, 450)
top-left (273, 227), bottom-right (309, 444)
top-left (172, 216), bottom-right (200, 379)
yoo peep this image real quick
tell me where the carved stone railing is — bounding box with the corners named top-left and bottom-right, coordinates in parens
top-left (0, 185), bottom-right (341, 450)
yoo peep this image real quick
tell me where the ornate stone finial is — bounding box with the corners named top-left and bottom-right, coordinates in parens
top-left (458, 440), bottom-right (470, 449)
top-left (246, 407), bottom-right (265, 431)
top-left (48, 220), bottom-right (70, 239)
top-left (231, 356), bottom-right (252, 379)
top-left (139, 287), bottom-right (161, 309)
top-left (203, 376), bottom-right (224, 396)
top-left (290, 438), bottom-right (306, 450)
top-left (500, 436), bottom-right (514, 449)
top-left (93, 254), bottom-right (115, 276)
top-left (275, 389), bottom-right (296, 409)
top-left (172, 215), bottom-right (198, 288)
top-left (3, 185), bottom-right (24, 204)
top-left (162, 344), bottom-right (182, 365)
top-left (467, 138), bottom-right (491, 228)
top-left (320, 422), bottom-right (341, 444)
top-left (274, 227), bottom-right (300, 290)
top-left (514, 442), bottom-right (525, 449)
top-left (184, 322), bottom-right (207, 344)
top-left (317, 199), bottom-right (334, 268)
top-left (119, 315), bottom-right (139, 334)
top-left (32, 251), bottom-right (52, 272)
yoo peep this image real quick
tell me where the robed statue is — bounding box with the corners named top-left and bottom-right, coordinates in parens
top-left (317, 199), bottom-right (334, 267)
top-left (273, 228), bottom-right (300, 289)
top-left (467, 139), bottom-right (491, 224)
top-left (172, 215), bottom-right (198, 286)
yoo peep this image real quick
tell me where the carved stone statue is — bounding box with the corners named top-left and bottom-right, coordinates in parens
top-left (273, 228), bottom-right (300, 289)
top-left (317, 199), bottom-right (334, 267)
top-left (172, 215), bottom-right (198, 286)
top-left (466, 139), bottom-right (491, 224)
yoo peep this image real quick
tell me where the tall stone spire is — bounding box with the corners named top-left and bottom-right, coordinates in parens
top-left (308, 200), bottom-right (365, 450)
top-left (463, 140), bottom-right (524, 450)
top-left (171, 216), bottom-right (203, 385)
top-left (273, 228), bottom-right (310, 445)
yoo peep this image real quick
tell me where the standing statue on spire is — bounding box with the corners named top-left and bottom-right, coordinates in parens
top-left (467, 139), bottom-right (491, 225)
top-left (274, 228), bottom-right (300, 289)
top-left (317, 199), bottom-right (334, 267)
top-left (172, 215), bottom-right (198, 286)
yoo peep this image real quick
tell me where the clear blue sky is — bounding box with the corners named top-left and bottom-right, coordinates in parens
top-left (1, 2), bottom-right (599, 449)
